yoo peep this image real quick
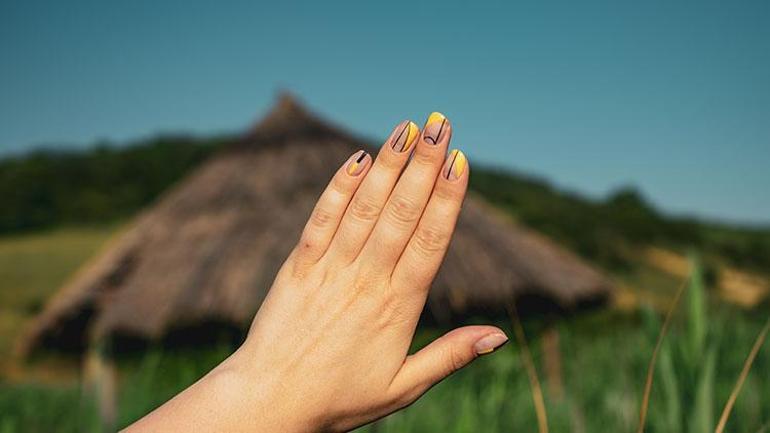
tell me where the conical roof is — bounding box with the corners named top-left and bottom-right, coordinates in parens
top-left (20, 94), bottom-right (612, 355)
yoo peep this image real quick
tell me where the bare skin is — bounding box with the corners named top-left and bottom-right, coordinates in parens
top-left (125, 113), bottom-right (508, 432)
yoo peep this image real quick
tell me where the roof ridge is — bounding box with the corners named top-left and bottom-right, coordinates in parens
top-left (226, 91), bottom-right (365, 153)
top-left (246, 91), bottom-right (340, 141)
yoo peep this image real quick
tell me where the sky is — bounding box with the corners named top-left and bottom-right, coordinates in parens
top-left (1, 0), bottom-right (769, 225)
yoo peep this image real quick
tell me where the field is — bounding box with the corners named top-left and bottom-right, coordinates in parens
top-left (1, 227), bottom-right (769, 432)
top-left (0, 225), bottom-right (119, 365)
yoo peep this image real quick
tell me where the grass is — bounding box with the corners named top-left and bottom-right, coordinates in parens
top-left (0, 306), bottom-right (767, 432)
top-left (716, 317), bottom-right (770, 433)
top-left (369, 302), bottom-right (770, 433)
top-left (636, 258), bottom-right (770, 433)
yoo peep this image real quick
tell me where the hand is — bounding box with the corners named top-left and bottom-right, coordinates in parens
top-left (126, 113), bottom-right (508, 432)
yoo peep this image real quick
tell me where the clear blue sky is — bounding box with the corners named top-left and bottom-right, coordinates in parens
top-left (2, 0), bottom-right (769, 225)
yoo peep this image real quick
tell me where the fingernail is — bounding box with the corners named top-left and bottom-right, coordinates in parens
top-left (346, 150), bottom-right (370, 176)
top-left (443, 149), bottom-right (467, 181)
top-left (423, 112), bottom-right (448, 145)
top-left (390, 121), bottom-right (419, 153)
top-left (474, 333), bottom-right (508, 355)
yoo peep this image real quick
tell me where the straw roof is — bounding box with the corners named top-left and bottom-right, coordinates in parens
top-left (20, 94), bottom-right (613, 355)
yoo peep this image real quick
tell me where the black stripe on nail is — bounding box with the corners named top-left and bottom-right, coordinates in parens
top-left (425, 118), bottom-right (447, 145)
top-left (356, 151), bottom-right (367, 163)
top-left (436, 118), bottom-right (447, 143)
top-left (446, 151), bottom-right (459, 179)
top-left (399, 125), bottom-right (412, 152)
top-left (391, 123), bottom-right (409, 150)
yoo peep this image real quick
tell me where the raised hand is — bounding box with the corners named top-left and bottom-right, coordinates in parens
top-left (126, 113), bottom-right (508, 433)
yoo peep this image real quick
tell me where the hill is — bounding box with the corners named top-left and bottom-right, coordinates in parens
top-left (1, 134), bottom-right (769, 278)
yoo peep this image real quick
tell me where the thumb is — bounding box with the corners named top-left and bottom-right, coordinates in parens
top-left (388, 326), bottom-right (508, 406)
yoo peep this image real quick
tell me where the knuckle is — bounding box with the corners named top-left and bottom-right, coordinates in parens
top-left (433, 182), bottom-right (464, 202)
top-left (309, 206), bottom-right (336, 229)
top-left (412, 148), bottom-right (436, 165)
top-left (386, 195), bottom-right (422, 226)
top-left (352, 273), bottom-right (377, 295)
top-left (329, 174), bottom-right (353, 196)
top-left (412, 226), bottom-right (449, 257)
top-left (379, 151), bottom-right (405, 170)
top-left (446, 346), bottom-right (466, 374)
top-left (349, 196), bottom-right (381, 223)
top-left (377, 295), bottom-right (410, 328)
top-left (352, 279), bottom-right (368, 295)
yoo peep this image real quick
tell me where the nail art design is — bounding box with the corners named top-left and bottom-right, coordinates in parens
top-left (423, 112), bottom-right (447, 145)
top-left (474, 333), bottom-right (508, 355)
top-left (391, 121), bottom-right (419, 153)
top-left (444, 149), bottom-right (467, 180)
top-left (346, 151), bottom-right (369, 176)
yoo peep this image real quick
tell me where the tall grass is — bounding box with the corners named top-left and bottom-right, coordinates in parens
top-left (639, 256), bottom-right (770, 433)
top-left (508, 303), bottom-right (549, 433)
top-left (641, 256), bottom-right (719, 433)
top-left (1, 262), bottom-right (768, 432)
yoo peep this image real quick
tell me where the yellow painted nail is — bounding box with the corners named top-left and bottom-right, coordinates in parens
top-left (427, 111), bottom-right (446, 125)
top-left (391, 121), bottom-right (419, 153)
top-left (403, 121), bottom-right (419, 152)
top-left (423, 112), bottom-right (448, 145)
top-left (346, 150), bottom-right (369, 176)
top-left (444, 149), bottom-right (467, 180)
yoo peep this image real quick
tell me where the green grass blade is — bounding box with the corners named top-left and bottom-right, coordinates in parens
top-left (689, 345), bottom-right (716, 433)
top-left (687, 254), bottom-right (707, 364)
top-left (658, 341), bottom-right (682, 432)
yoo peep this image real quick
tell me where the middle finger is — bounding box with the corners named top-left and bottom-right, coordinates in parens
top-left (358, 112), bottom-right (452, 273)
top-left (323, 120), bottom-right (419, 264)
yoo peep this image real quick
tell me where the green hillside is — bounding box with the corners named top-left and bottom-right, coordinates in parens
top-left (2, 135), bottom-right (768, 275)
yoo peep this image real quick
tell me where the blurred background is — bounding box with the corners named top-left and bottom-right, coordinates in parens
top-left (1, 1), bottom-right (769, 432)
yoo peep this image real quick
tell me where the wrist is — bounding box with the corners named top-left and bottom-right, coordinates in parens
top-left (210, 346), bottom-right (314, 433)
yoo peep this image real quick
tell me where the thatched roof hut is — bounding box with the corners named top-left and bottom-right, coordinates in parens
top-left (20, 95), bottom-right (613, 355)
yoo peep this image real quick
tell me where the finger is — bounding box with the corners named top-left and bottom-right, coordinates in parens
top-left (291, 150), bottom-right (372, 272)
top-left (391, 149), bottom-right (468, 291)
top-left (387, 326), bottom-right (508, 406)
top-left (359, 112), bottom-right (451, 272)
top-left (324, 120), bottom-right (419, 263)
